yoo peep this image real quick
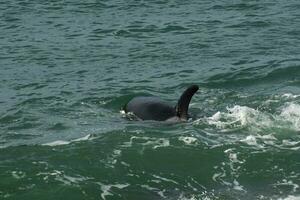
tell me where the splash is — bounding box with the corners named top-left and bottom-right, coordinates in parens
top-left (206, 103), bottom-right (300, 133)
top-left (280, 103), bottom-right (300, 131)
top-left (206, 105), bottom-right (273, 132)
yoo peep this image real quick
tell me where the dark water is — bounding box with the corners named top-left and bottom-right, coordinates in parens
top-left (1, 0), bottom-right (300, 199)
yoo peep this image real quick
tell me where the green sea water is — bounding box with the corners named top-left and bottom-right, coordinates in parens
top-left (1, 0), bottom-right (300, 199)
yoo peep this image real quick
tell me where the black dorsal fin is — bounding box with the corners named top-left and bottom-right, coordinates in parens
top-left (175, 85), bottom-right (199, 120)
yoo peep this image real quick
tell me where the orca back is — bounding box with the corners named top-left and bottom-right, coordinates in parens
top-left (125, 97), bottom-right (176, 121)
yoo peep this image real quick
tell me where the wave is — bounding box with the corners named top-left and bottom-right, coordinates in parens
top-left (280, 103), bottom-right (300, 129)
top-left (204, 102), bottom-right (300, 133)
top-left (205, 59), bottom-right (300, 88)
top-left (197, 107), bottom-right (277, 148)
top-left (42, 134), bottom-right (92, 146)
top-left (193, 95), bottom-right (300, 151)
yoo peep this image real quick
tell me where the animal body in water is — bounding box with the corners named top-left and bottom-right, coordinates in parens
top-left (124, 85), bottom-right (199, 121)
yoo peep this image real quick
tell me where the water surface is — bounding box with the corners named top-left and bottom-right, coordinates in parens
top-left (1, 0), bottom-right (300, 199)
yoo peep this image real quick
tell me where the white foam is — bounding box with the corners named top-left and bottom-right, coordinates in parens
top-left (207, 105), bottom-right (272, 130)
top-left (207, 112), bottom-right (222, 127)
top-left (224, 149), bottom-right (244, 164)
top-left (205, 103), bottom-right (300, 135)
top-left (240, 135), bottom-right (258, 146)
top-left (42, 134), bottom-right (91, 146)
top-left (274, 179), bottom-right (299, 193)
top-left (37, 170), bottom-right (91, 186)
top-left (204, 103), bottom-right (300, 151)
top-left (140, 185), bottom-right (166, 198)
top-left (233, 179), bottom-right (245, 191)
top-left (178, 194), bottom-right (199, 200)
top-left (258, 134), bottom-right (277, 140)
top-left (98, 183), bottom-right (129, 200)
top-left (55, 174), bottom-right (87, 186)
top-left (178, 193), bottom-right (212, 200)
top-left (121, 111), bottom-right (139, 120)
top-left (178, 136), bottom-right (198, 145)
top-left (120, 161), bottom-right (130, 167)
top-left (212, 172), bottom-right (224, 182)
top-left (42, 140), bottom-right (70, 146)
top-left (152, 174), bottom-right (179, 185)
top-left (153, 138), bottom-right (170, 149)
top-left (99, 101), bottom-right (107, 105)
top-left (282, 93), bottom-right (300, 99)
top-left (104, 149), bottom-right (122, 167)
top-left (100, 184), bottom-right (113, 199)
top-left (122, 136), bottom-right (170, 149)
top-left (280, 103), bottom-right (300, 130)
top-left (0, 191), bottom-right (11, 198)
top-left (278, 195), bottom-right (300, 200)
top-left (226, 106), bottom-right (260, 126)
top-left (11, 171), bottom-right (26, 179)
top-left (282, 140), bottom-right (300, 146)
top-left (72, 134), bottom-right (91, 142)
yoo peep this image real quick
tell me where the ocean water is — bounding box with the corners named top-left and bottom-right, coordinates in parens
top-left (1, 0), bottom-right (300, 199)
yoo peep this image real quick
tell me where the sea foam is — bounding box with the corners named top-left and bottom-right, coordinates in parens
top-left (42, 134), bottom-right (91, 146)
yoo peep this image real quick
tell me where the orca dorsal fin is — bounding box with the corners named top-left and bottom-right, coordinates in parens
top-left (175, 85), bottom-right (199, 120)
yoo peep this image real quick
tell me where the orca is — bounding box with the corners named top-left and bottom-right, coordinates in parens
top-left (124, 85), bottom-right (199, 121)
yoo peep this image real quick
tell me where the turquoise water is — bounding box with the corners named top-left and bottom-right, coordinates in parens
top-left (1, 0), bottom-right (300, 199)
